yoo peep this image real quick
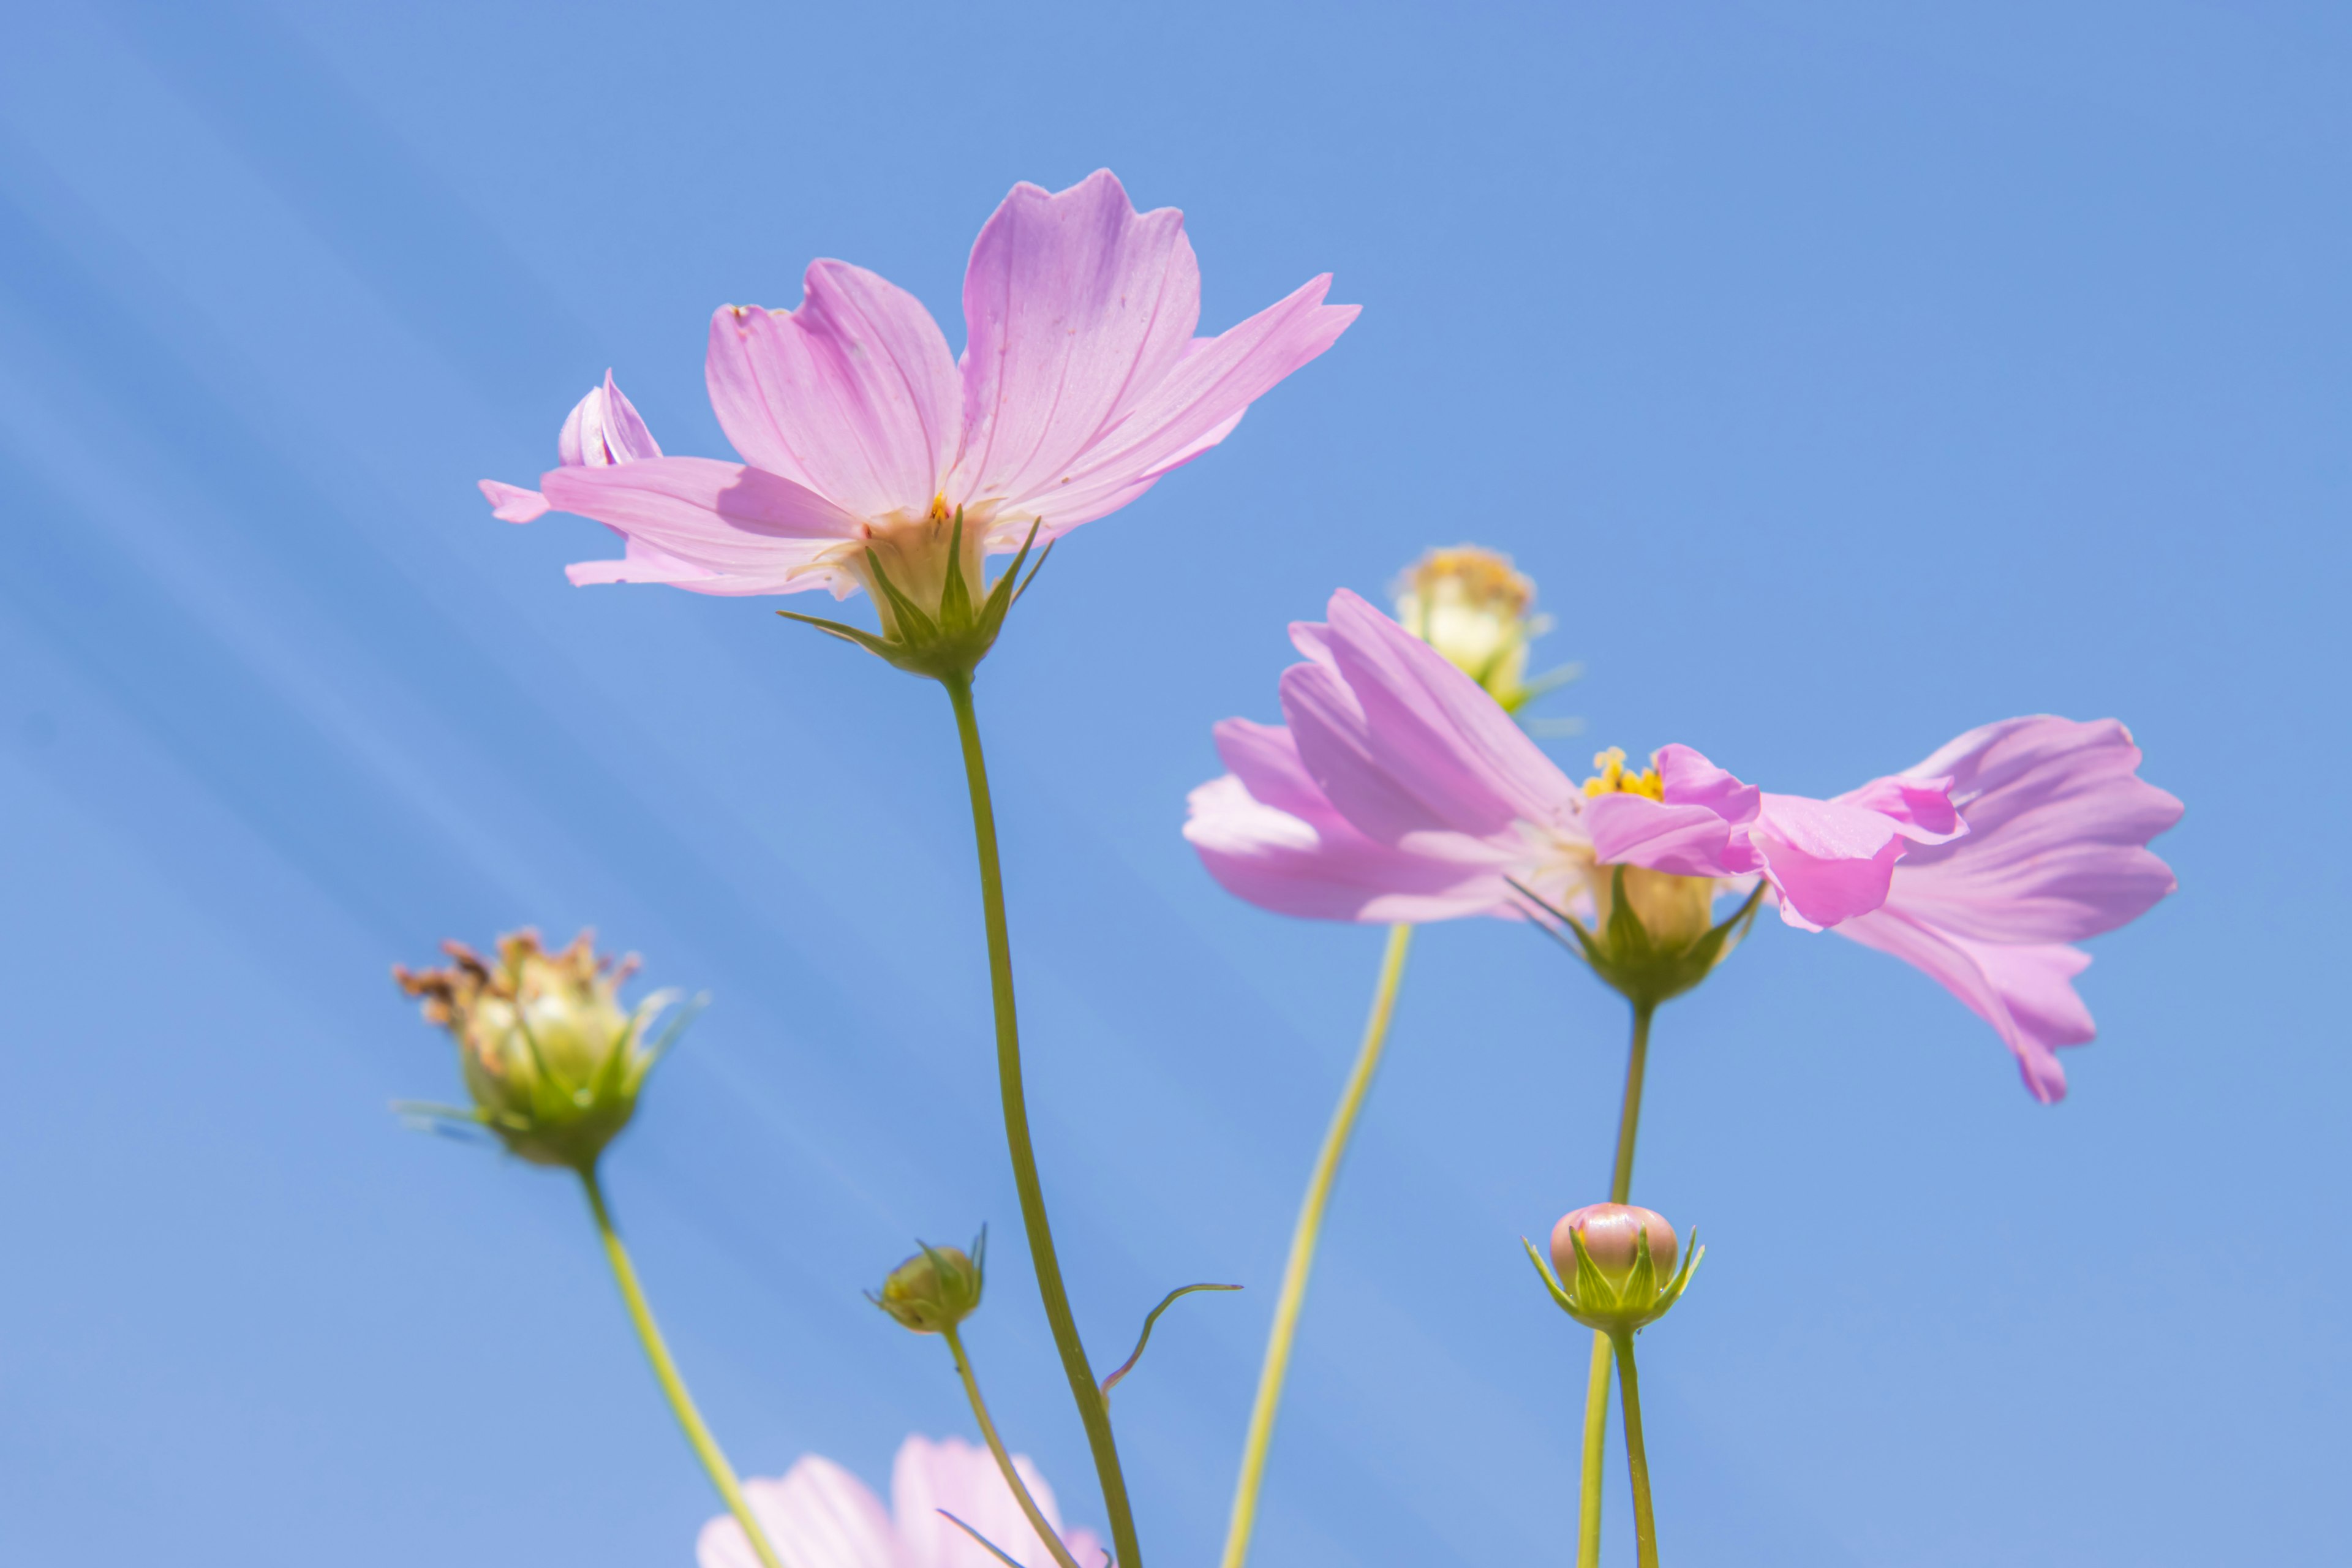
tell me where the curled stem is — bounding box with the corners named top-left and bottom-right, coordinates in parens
top-left (941, 1325), bottom-right (1086, 1568)
top-left (1221, 922), bottom-right (1414, 1568)
top-left (579, 1167), bottom-right (786, 1568)
top-left (1578, 999), bottom-right (1654, 1568)
top-left (943, 673), bottom-right (1142, 1568)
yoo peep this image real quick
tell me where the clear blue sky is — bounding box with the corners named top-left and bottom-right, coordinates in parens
top-left (1, 3), bottom-right (2343, 1565)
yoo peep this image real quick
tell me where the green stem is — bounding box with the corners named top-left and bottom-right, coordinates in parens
top-left (943, 673), bottom-right (1142, 1568)
top-left (579, 1167), bottom-right (786, 1568)
top-left (943, 1325), bottom-right (1086, 1568)
top-left (1219, 923), bottom-right (1414, 1568)
top-left (1578, 1000), bottom-right (1655, 1568)
top-left (1611, 1332), bottom-right (1660, 1568)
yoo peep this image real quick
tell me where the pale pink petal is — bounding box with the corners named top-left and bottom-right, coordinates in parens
top-left (892, 1436), bottom-right (1090, 1568)
top-left (539, 456), bottom-right (860, 587)
top-left (699, 1455), bottom-right (900, 1568)
top-left (1583, 792), bottom-right (1757, 878)
top-left (704, 261), bottom-right (962, 516)
top-left (1286, 590), bottom-right (1572, 845)
top-left (1834, 907), bottom-right (2094, 1102)
top-left (986, 277), bottom-right (1359, 538)
top-left (1837, 773), bottom-right (1966, 844)
top-left (1653, 744), bottom-right (1762, 824)
top-left (954, 171), bottom-right (1200, 511)
top-left (1185, 722), bottom-right (1519, 922)
top-left (479, 478), bottom-right (548, 523)
top-left (1875, 716), bottom-right (2182, 944)
top-left (562, 371), bottom-right (664, 466)
top-left (1748, 793), bottom-right (1907, 930)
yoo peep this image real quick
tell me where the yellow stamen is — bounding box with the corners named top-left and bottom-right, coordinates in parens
top-left (1581, 747), bottom-right (1664, 801)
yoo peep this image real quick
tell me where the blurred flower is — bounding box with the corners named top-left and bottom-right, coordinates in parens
top-left (1529, 1202), bottom-right (1700, 1335)
top-left (1392, 545), bottom-right (1562, 713)
top-left (483, 170), bottom-right (1355, 670)
top-left (1183, 590), bottom-right (2181, 1091)
top-left (393, 929), bottom-right (682, 1171)
top-left (871, 1237), bottom-right (987, 1335)
top-left (699, 1434), bottom-right (1101, 1568)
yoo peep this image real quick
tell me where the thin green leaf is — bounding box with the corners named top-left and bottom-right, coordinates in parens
top-left (939, 1513), bottom-right (1030, 1568)
top-left (1099, 1282), bottom-right (1241, 1396)
top-left (775, 608), bottom-right (899, 660)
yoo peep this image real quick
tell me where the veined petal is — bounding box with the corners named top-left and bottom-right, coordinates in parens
top-left (704, 260), bottom-right (961, 516)
top-left (561, 371), bottom-right (663, 466)
top-left (986, 276), bottom-right (1358, 537)
top-left (697, 1455), bottom-right (897, 1568)
top-left (540, 456), bottom-right (859, 587)
top-left (1185, 722), bottom-right (1520, 922)
top-left (1834, 907), bottom-right (2095, 1103)
top-left (954, 170), bottom-right (1202, 513)
top-left (1837, 773), bottom-right (1966, 844)
top-left (1877, 716), bottom-right (2182, 943)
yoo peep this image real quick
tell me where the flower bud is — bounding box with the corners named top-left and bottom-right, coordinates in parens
top-left (871, 1235), bottom-right (986, 1334)
top-left (1527, 1201), bottom-right (1701, 1335)
top-left (394, 929), bottom-right (682, 1172)
top-left (1393, 545), bottom-right (1558, 712)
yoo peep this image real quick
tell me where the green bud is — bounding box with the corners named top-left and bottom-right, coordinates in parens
top-left (1393, 545), bottom-right (1567, 714)
top-left (1526, 1202), bottom-right (1702, 1335)
top-left (870, 1233), bottom-right (986, 1334)
top-left (394, 929), bottom-right (684, 1172)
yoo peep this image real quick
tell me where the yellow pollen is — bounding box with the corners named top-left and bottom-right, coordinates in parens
top-left (1581, 746), bottom-right (1665, 801)
top-left (928, 494), bottom-right (952, 526)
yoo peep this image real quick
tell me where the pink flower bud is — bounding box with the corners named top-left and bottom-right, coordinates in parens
top-left (1551, 1202), bottom-right (1679, 1284)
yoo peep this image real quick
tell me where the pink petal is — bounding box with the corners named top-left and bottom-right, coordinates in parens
top-left (1653, 744), bottom-right (1762, 823)
top-left (1838, 772), bottom-right (1966, 844)
top-left (704, 261), bottom-right (962, 517)
top-left (892, 1436), bottom-right (1090, 1568)
top-left (1876, 716), bottom-right (2182, 944)
top-left (478, 478), bottom-right (548, 523)
top-left (698, 1455), bottom-right (897, 1568)
top-left (1748, 793), bottom-right (1906, 930)
top-left (1286, 589), bottom-right (1572, 845)
top-left (561, 371), bottom-right (664, 466)
top-left (1583, 791), bottom-right (1758, 878)
top-left (539, 456), bottom-right (860, 588)
top-left (1185, 721), bottom-right (1518, 922)
top-left (1834, 907), bottom-right (2096, 1102)
top-left (954, 170), bottom-right (1200, 514)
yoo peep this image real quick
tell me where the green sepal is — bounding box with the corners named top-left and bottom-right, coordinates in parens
top-left (1523, 1235), bottom-right (1578, 1315)
top-left (778, 517), bottom-right (1050, 684)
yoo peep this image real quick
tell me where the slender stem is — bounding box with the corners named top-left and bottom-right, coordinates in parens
top-left (1577, 1000), bottom-right (1655, 1568)
top-left (1609, 1001), bottom-right (1654, 1205)
top-left (942, 673), bottom-right (1142, 1568)
top-left (1219, 923), bottom-right (1414, 1568)
top-left (943, 1325), bottom-right (1086, 1568)
top-left (1576, 1329), bottom-right (1611, 1568)
top-left (1611, 1332), bottom-right (1659, 1568)
top-left (579, 1167), bottom-right (786, 1568)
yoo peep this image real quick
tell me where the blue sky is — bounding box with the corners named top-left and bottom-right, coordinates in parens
top-left (1, 2), bottom-right (2345, 1565)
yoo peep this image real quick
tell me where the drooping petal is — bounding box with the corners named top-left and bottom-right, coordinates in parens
top-left (1870, 716), bottom-right (2182, 944)
top-left (954, 170), bottom-right (1199, 510)
top-left (1833, 907), bottom-right (2095, 1102)
top-left (1185, 721), bottom-right (1520, 921)
top-left (985, 277), bottom-right (1359, 538)
top-left (540, 456), bottom-right (861, 588)
top-left (698, 1455), bottom-right (899, 1568)
top-left (1747, 793), bottom-right (1909, 931)
top-left (891, 1436), bottom-right (1091, 1568)
top-left (483, 372), bottom-right (662, 525)
top-left (1286, 589), bottom-right (1572, 845)
top-left (704, 260), bottom-right (962, 518)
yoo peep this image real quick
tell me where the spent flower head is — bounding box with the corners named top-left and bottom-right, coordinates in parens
top-left (1527, 1202), bottom-right (1702, 1335)
top-left (394, 929), bottom-right (687, 1172)
top-left (870, 1233), bottom-right (987, 1335)
top-left (1393, 545), bottom-right (1567, 713)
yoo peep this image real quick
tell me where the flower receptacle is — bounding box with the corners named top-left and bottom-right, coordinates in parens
top-left (1518, 865), bottom-right (1765, 1010)
top-left (780, 511), bottom-right (1050, 684)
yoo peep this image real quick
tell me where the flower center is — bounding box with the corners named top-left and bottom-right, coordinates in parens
top-left (1581, 747), bottom-right (1664, 801)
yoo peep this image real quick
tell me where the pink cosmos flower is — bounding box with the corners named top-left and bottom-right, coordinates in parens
top-left (699, 1434), bottom-right (1102, 1568)
top-left (1184, 589), bottom-right (2180, 1099)
top-left (482, 170), bottom-right (1356, 617)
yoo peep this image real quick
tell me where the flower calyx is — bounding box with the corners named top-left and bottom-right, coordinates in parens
top-left (393, 929), bottom-right (693, 1172)
top-left (778, 510), bottom-right (1051, 684)
top-left (1525, 1202), bottom-right (1702, 1335)
top-left (1516, 864), bottom-right (1765, 1010)
top-left (869, 1230), bottom-right (987, 1335)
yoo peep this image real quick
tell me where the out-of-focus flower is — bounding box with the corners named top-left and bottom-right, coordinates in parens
top-left (870, 1237), bottom-right (986, 1335)
top-left (483, 171), bottom-right (1355, 669)
top-left (699, 1434), bottom-right (1101, 1568)
top-left (1393, 545), bottom-right (1566, 714)
top-left (393, 929), bottom-right (682, 1171)
top-left (1528, 1202), bottom-right (1700, 1334)
top-left (1184, 590), bottom-right (2180, 1093)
